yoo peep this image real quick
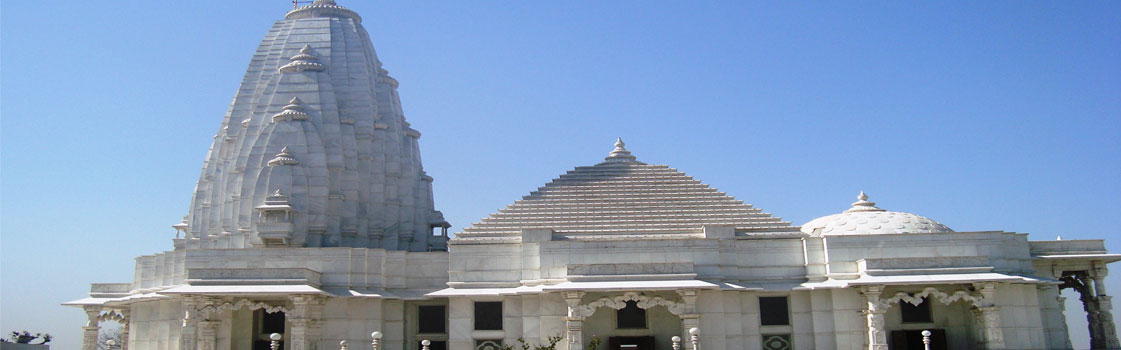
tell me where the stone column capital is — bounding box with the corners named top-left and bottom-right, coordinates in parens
top-left (1090, 266), bottom-right (1109, 279)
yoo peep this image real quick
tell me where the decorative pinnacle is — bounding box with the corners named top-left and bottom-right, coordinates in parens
top-left (283, 97), bottom-right (305, 110)
top-left (845, 191), bottom-right (885, 213)
top-left (267, 146), bottom-right (300, 166)
top-left (604, 138), bottom-right (637, 162)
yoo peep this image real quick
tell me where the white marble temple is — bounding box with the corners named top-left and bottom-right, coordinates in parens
top-left (65, 1), bottom-right (1120, 350)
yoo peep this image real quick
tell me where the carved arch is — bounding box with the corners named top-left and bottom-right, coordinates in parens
top-left (97, 310), bottom-right (127, 323)
top-left (571, 292), bottom-right (686, 317)
top-left (196, 299), bottom-right (290, 314)
top-left (876, 287), bottom-right (984, 309)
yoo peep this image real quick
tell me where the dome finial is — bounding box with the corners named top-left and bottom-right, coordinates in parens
top-left (845, 191), bottom-right (884, 212)
top-left (604, 138), bottom-right (637, 162)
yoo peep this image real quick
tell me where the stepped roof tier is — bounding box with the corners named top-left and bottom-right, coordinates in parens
top-left (181, 0), bottom-right (447, 251)
top-left (455, 139), bottom-right (801, 241)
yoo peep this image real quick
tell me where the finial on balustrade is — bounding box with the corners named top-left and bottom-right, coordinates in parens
top-left (371, 331), bottom-right (383, 350)
top-left (270, 333), bottom-right (282, 350)
top-left (688, 328), bottom-right (699, 350)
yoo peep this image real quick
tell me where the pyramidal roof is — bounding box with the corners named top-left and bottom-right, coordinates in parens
top-left (455, 140), bottom-right (800, 241)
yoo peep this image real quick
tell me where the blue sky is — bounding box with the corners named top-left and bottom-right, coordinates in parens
top-left (2, 1), bottom-right (1119, 349)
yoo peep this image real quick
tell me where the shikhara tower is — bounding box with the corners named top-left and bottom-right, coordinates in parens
top-left (67, 2), bottom-right (1120, 350)
top-left (184, 0), bottom-right (448, 251)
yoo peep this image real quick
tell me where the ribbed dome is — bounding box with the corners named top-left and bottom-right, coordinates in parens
top-left (801, 192), bottom-right (952, 236)
top-left (455, 140), bottom-right (799, 240)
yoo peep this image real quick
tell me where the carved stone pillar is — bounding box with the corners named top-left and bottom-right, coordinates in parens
top-left (198, 320), bottom-right (220, 350)
top-left (562, 291), bottom-right (586, 350)
top-left (1057, 293), bottom-right (1074, 349)
top-left (972, 282), bottom-right (1006, 350)
top-left (180, 296), bottom-right (201, 350)
top-left (82, 306), bottom-right (101, 350)
top-left (676, 289), bottom-right (700, 341)
top-left (679, 314), bottom-right (700, 342)
top-left (859, 286), bottom-right (888, 350)
top-left (290, 295), bottom-right (326, 350)
top-left (1039, 284), bottom-right (1073, 350)
top-left (1091, 268), bottom-right (1121, 349)
top-left (1083, 292), bottom-right (1105, 349)
top-left (1096, 296), bottom-right (1120, 349)
top-left (118, 308), bottom-right (131, 350)
top-left (564, 316), bottom-right (585, 350)
top-left (197, 297), bottom-right (221, 350)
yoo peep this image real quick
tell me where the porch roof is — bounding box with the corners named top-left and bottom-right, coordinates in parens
top-left (541, 279), bottom-right (720, 291)
top-left (800, 272), bottom-right (1053, 289)
top-left (159, 284), bottom-right (328, 295)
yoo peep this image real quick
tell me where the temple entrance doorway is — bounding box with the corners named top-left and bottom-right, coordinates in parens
top-left (581, 297), bottom-right (683, 350)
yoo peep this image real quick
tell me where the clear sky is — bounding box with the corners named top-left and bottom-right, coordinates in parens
top-left (2, 1), bottom-right (1119, 349)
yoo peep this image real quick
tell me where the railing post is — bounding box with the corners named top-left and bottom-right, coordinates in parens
top-left (921, 330), bottom-right (931, 350)
top-left (421, 339), bottom-right (431, 350)
top-left (688, 327), bottom-right (699, 350)
top-left (671, 336), bottom-right (681, 350)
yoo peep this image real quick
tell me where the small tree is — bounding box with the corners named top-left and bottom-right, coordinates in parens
top-left (98, 324), bottom-right (123, 350)
top-left (0, 331), bottom-right (52, 344)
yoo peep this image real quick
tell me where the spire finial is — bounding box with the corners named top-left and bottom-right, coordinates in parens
top-left (845, 191), bottom-right (885, 212)
top-left (604, 137), bottom-right (637, 162)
